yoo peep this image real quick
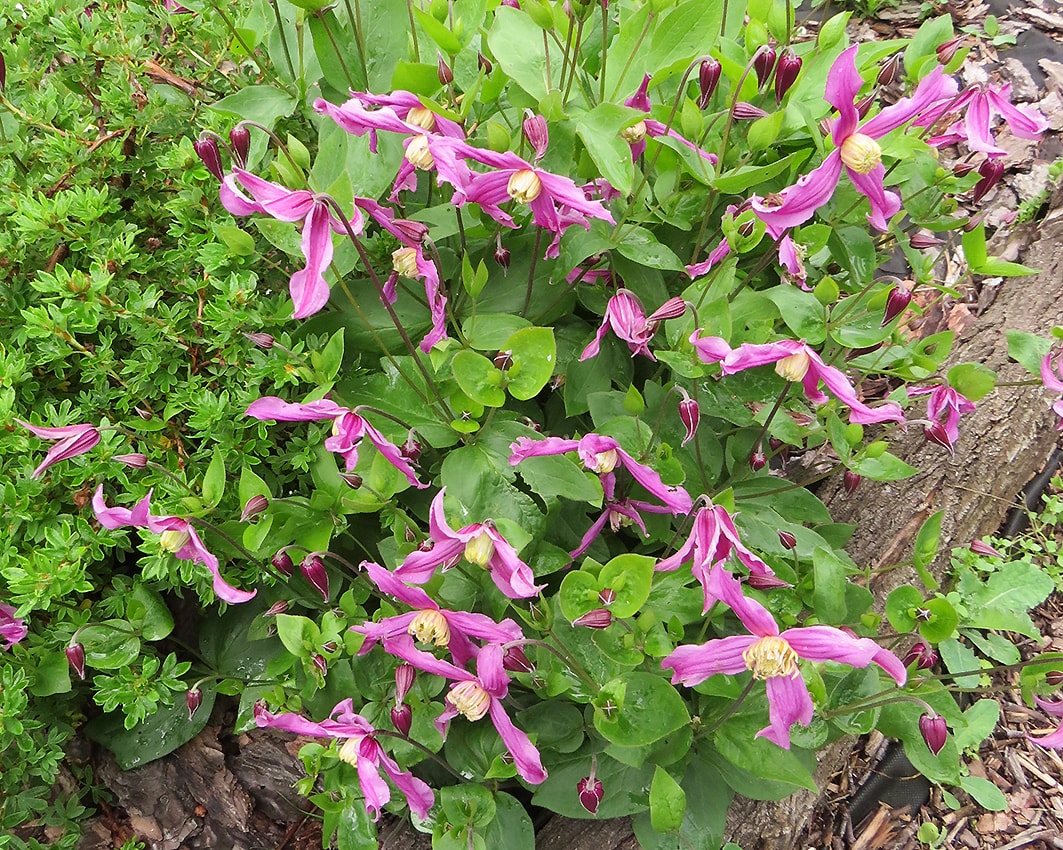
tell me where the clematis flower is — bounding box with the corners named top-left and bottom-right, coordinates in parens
top-left (0, 602), bottom-right (27, 650)
top-left (92, 486), bottom-right (256, 603)
top-left (915, 83), bottom-right (1048, 156)
top-left (579, 290), bottom-right (686, 361)
top-left (1040, 347), bottom-right (1063, 429)
top-left (1029, 695), bottom-right (1063, 748)
top-left (393, 489), bottom-right (541, 598)
top-left (910, 384), bottom-right (976, 453)
top-left (352, 560), bottom-right (524, 666)
top-left (509, 433), bottom-right (692, 514)
top-left (656, 502), bottom-right (779, 612)
top-left (314, 91), bottom-right (464, 152)
top-left (692, 335), bottom-right (906, 425)
top-left (684, 206), bottom-right (804, 288)
top-left (220, 167), bottom-right (352, 319)
top-left (622, 74), bottom-right (718, 167)
top-left (244, 397), bottom-right (425, 488)
top-left (569, 474), bottom-right (672, 560)
top-left (662, 568), bottom-right (906, 748)
top-left (751, 45), bottom-right (958, 232)
top-left (17, 420), bottom-right (100, 478)
top-left (254, 699), bottom-right (434, 819)
top-left (387, 639), bottom-right (547, 784)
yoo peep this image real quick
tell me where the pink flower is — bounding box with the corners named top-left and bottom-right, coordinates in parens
top-left (352, 560), bottom-right (524, 666)
top-left (1041, 347), bottom-right (1063, 429)
top-left (916, 83), bottom-right (1048, 156)
top-left (220, 168), bottom-right (350, 319)
top-left (622, 74), bottom-right (718, 167)
top-left (569, 474), bottom-right (672, 560)
top-left (910, 385), bottom-right (976, 452)
top-left (580, 291), bottom-right (686, 361)
top-left (244, 397), bottom-right (425, 488)
top-left (509, 433), bottom-right (692, 514)
top-left (92, 486), bottom-right (256, 603)
top-left (17, 420), bottom-right (101, 478)
top-left (386, 639), bottom-right (547, 784)
top-left (254, 699), bottom-right (434, 819)
top-left (693, 335), bottom-right (906, 425)
top-left (751, 46), bottom-right (957, 232)
top-left (662, 568), bottom-right (906, 748)
top-left (393, 489), bottom-right (541, 598)
top-left (1029, 695), bottom-right (1063, 748)
top-left (0, 602), bottom-right (27, 650)
top-left (314, 91), bottom-right (465, 152)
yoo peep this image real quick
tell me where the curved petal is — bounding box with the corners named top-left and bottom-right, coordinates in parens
top-left (486, 532), bottom-right (543, 599)
top-left (860, 66), bottom-right (959, 139)
top-left (845, 163), bottom-right (900, 232)
top-left (233, 169), bottom-right (314, 221)
top-left (92, 485), bottom-right (151, 530)
top-left (446, 611), bottom-right (524, 645)
top-left (987, 88), bottom-right (1049, 139)
top-left (781, 625), bottom-right (882, 667)
top-left (663, 635), bottom-right (758, 686)
top-left (290, 202), bottom-right (334, 319)
top-left (806, 354), bottom-right (906, 424)
top-left (752, 152), bottom-right (843, 232)
top-left (615, 447), bottom-right (692, 514)
top-left (245, 397), bottom-right (346, 422)
top-left (355, 755), bottom-right (392, 821)
top-left (394, 539), bottom-right (464, 584)
top-left (721, 339), bottom-right (806, 374)
top-left (1029, 724), bottom-right (1063, 749)
top-left (1035, 695), bottom-right (1063, 718)
top-left (361, 561), bottom-right (436, 609)
top-left (962, 91), bottom-right (1000, 155)
top-left (508, 436), bottom-right (580, 464)
top-left (825, 45), bottom-right (863, 143)
top-left (377, 750), bottom-right (436, 818)
top-left (488, 699), bottom-right (547, 784)
top-left (362, 421), bottom-right (425, 488)
top-left (757, 674), bottom-right (815, 749)
top-left (708, 565), bottom-right (779, 637)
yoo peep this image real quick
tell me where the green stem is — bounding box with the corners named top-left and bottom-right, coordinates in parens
top-left (314, 9), bottom-right (358, 90)
top-left (343, 0), bottom-right (370, 87)
top-left (699, 678), bottom-right (757, 737)
top-left (267, 0), bottom-right (297, 82)
top-left (406, 0), bottom-right (421, 62)
top-left (521, 228), bottom-right (544, 316)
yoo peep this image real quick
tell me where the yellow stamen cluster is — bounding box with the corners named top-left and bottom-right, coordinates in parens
top-left (338, 737), bottom-right (361, 766)
top-left (839, 133), bottom-right (882, 175)
top-left (620, 120), bottom-right (647, 144)
top-left (449, 681), bottom-right (491, 721)
top-left (507, 169), bottom-right (542, 204)
top-left (774, 351), bottom-right (811, 382)
top-left (159, 529), bottom-right (191, 553)
top-left (742, 635), bottom-right (800, 680)
top-left (464, 531), bottom-right (496, 567)
top-left (405, 135), bottom-right (434, 170)
top-left (406, 107), bottom-right (436, 131)
top-left (589, 449), bottom-right (618, 474)
top-left (392, 247), bottom-right (419, 278)
top-left (408, 610), bottom-right (451, 647)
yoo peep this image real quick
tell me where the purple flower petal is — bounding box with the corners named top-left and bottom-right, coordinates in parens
top-left (663, 635), bottom-right (758, 686)
top-left (757, 674), bottom-right (814, 749)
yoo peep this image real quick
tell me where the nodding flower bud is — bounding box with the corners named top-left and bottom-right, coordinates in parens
top-left (753, 45), bottom-right (777, 88)
top-left (648, 296), bottom-right (687, 323)
top-left (778, 530), bottom-right (798, 550)
top-left (312, 654), bottom-right (328, 675)
top-left (390, 703), bottom-right (413, 736)
top-left (339, 472), bottom-right (363, 489)
top-left (522, 111), bottom-right (550, 162)
top-left (577, 776), bottom-right (605, 815)
top-left (494, 350), bottom-right (514, 371)
top-left (436, 53), bottom-right (454, 85)
top-left (936, 36), bottom-right (963, 65)
top-left (229, 126), bottom-right (251, 168)
top-left (972, 158), bottom-right (1005, 204)
top-left (924, 421), bottom-right (954, 453)
top-left (882, 285), bottom-right (912, 326)
top-left (300, 555), bottom-right (330, 601)
top-left (573, 608), bottom-right (614, 629)
top-left (271, 550), bottom-right (294, 577)
top-left (903, 641), bottom-right (938, 670)
top-left (240, 494), bottom-right (269, 523)
top-left (774, 49), bottom-right (802, 103)
top-left (854, 92), bottom-right (876, 119)
top-left (733, 102), bottom-right (768, 120)
top-left (953, 161), bottom-right (978, 177)
top-left (503, 645), bottom-right (534, 673)
top-left (114, 453), bottom-right (148, 469)
top-left (909, 231), bottom-right (941, 250)
top-left (401, 433), bottom-right (422, 464)
top-left (193, 137), bottom-right (225, 181)
top-left (1046, 670), bottom-right (1063, 686)
top-left (244, 332), bottom-right (275, 349)
top-left (919, 713), bottom-right (948, 755)
top-left (697, 57), bottom-right (722, 108)
top-left (477, 52), bottom-right (493, 75)
top-left (750, 448), bottom-right (767, 471)
top-left (66, 643), bottom-right (87, 680)
top-left (877, 53), bottom-right (902, 87)
top-left (395, 663), bottom-right (415, 704)
top-left (598, 587), bottom-right (617, 606)
top-left (843, 470), bottom-right (862, 497)
top-left (746, 572), bottom-right (791, 590)
top-left (186, 688), bottom-right (202, 719)
top-left (263, 599), bottom-right (289, 617)
top-left (678, 393), bottom-right (699, 447)
top-left (969, 539), bottom-right (1004, 558)
top-left (963, 212), bottom-right (986, 233)
top-left (494, 238), bottom-right (511, 272)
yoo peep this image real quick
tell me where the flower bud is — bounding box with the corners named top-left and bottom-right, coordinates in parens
top-left (577, 776), bottom-right (604, 815)
top-left (391, 703), bottom-right (413, 736)
top-left (972, 158), bottom-right (1005, 204)
top-left (114, 453), bottom-right (148, 469)
top-left (774, 49), bottom-right (802, 103)
top-left (924, 421), bottom-right (953, 453)
top-left (778, 530), bottom-right (797, 550)
top-left (229, 126), bottom-right (251, 168)
top-left (745, 573), bottom-right (791, 590)
top-left (478, 52), bottom-right (493, 75)
top-left (843, 470), bottom-right (861, 497)
top-left (263, 599), bottom-right (289, 617)
top-left (903, 641), bottom-right (938, 670)
top-left (909, 231), bottom-right (941, 250)
top-left (401, 432), bottom-right (422, 464)
top-left (963, 212), bottom-right (986, 233)
top-left (882, 285), bottom-right (912, 326)
top-left (523, 111), bottom-right (550, 162)
top-left (501, 0), bottom-right (520, 6)
top-left (970, 539), bottom-right (1003, 558)
top-left (301, 555), bottom-right (330, 601)
top-left (952, 161), bottom-right (977, 177)
top-left (395, 663), bottom-right (415, 703)
top-left (494, 350), bottom-right (514, 371)
top-left (678, 395), bottom-right (699, 447)
top-left (244, 332), bottom-right (275, 349)
top-left (494, 238), bottom-right (511, 272)
top-left (66, 643), bottom-right (87, 680)
top-left (877, 53), bottom-right (902, 87)
top-left (339, 472), bottom-right (363, 489)
top-left (573, 608), bottom-right (614, 629)
top-left (186, 688), bottom-right (202, 719)
top-left (854, 93), bottom-right (876, 119)
top-left (768, 437), bottom-right (789, 463)
top-left (733, 102), bottom-right (768, 120)
top-left (503, 645), bottom-right (534, 673)
top-left (598, 587), bottom-right (617, 606)
top-left (919, 713), bottom-right (948, 755)
top-left (750, 449), bottom-right (767, 471)
top-left (753, 45), bottom-right (777, 88)
top-left (240, 494), bottom-right (269, 523)
top-left (698, 57), bottom-right (722, 109)
top-left (193, 137), bottom-right (224, 181)
top-left (436, 52), bottom-right (453, 85)
top-left (648, 297), bottom-right (687, 322)
top-left (1046, 670), bottom-right (1063, 686)
top-left (271, 550), bottom-right (294, 577)
top-left (312, 653), bottom-right (328, 674)
top-left (936, 36), bottom-right (962, 65)
top-left (393, 219), bottom-right (429, 244)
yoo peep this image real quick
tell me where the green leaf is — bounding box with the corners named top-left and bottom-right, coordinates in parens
top-left (848, 452), bottom-right (919, 482)
top-left (126, 584), bottom-right (174, 641)
top-left (917, 597), bottom-right (958, 643)
top-left (464, 313), bottom-right (533, 350)
top-left (412, 8), bottom-right (462, 55)
top-left (912, 509), bottom-right (944, 590)
top-left (812, 547), bottom-right (849, 624)
top-left (712, 150), bottom-right (810, 194)
top-left (209, 85), bottom-right (297, 126)
top-left (514, 454), bottom-right (602, 503)
top-left (1005, 330), bottom-right (1052, 377)
top-left (713, 718), bottom-right (817, 791)
top-left (213, 224), bottom-right (256, 256)
top-left (764, 285), bottom-right (826, 345)
top-left (614, 226), bottom-right (685, 271)
top-left (317, 328), bottom-right (345, 382)
top-left (575, 103), bottom-right (640, 196)
top-left (953, 699), bottom-right (1000, 751)
top-left (961, 561), bottom-right (1054, 637)
top-left (487, 7), bottom-right (562, 100)
top-left (885, 585), bottom-right (923, 632)
top-left (904, 15), bottom-right (954, 80)
top-left (649, 766), bottom-right (687, 833)
top-left (959, 775), bottom-right (1007, 811)
top-left (275, 614), bottom-right (320, 658)
top-left (939, 637), bottom-right (982, 688)
top-left (79, 621), bottom-right (141, 670)
top-left (202, 448), bottom-right (226, 508)
top-left (238, 465), bottom-right (272, 506)
top-left (30, 651), bottom-right (71, 697)
top-left (441, 784), bottom-right (496, 829)
top-left (599, 554), bottom-right (655, 618)
top-left (481, 793), bottom-right (535, 850)
top-left (452, 350), bottom-right (506, 407)
top-left (559, 571), bottom-right (601, 622)
top-left (594, 672), bottom-right (690, 746)
top-left (334, 796), bottom-right (378, 850)
top-left (503, 327), bottom-right (556, 400)
top-left (747, 110), bottom-right (785, 151)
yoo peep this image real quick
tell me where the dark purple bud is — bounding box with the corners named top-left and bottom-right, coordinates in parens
top-left (395, 663), bottom-right (415, 703)
top-left (300, 555), bottom-right (330, 601)
top-left (312, 653), bottom-right (328, 674)
top-left (855, 92), bottom-right (876, 119)
top-left (750, 449), bottom-right (767, 471)
top-left (577, 776), bottom-right (604, 814)
top-left (733, 102), bottom-right (768, 120)
top-left (501, 0), bottom-right (520, 6)
top-left (186, 688), bottom-right (202, 719)
top-left (1046, 670), bottom-right (1063, 686)
top-left (924, 421), bottom-right (954, 453)
top-left (503, 645), bottom-right (534, 673)
top-left (647, 297), bottom-right (687, 322)
top-left (882, 286), bottom-right (912, 326)
top-left (745, 573), bottom-right (791, 590)
top-left (114, 453), bottom-right (148, 469)
top-left (193, 138), bottom-right (224, 181)
top-left (478, 52), bottom-right (493, 75)
top-left (573, 608), bottom-right (613, 629)
top-left (768, 438), bottom-right (789, 463)
top-left (437, 53), bottom-right (454, 85)
top-left (774, 49), bottom-right (802, 103)
top-left (843, 470), bottom-right (862, 497)
top-left (244, 332), bottom-right (275, 349)
top-left (753, 45), bottom-right (777, 88)
top-left (320, 640), bottom-right (338, 653)
top-left (240, 494), bottom-right (269, 523)
top-left (523, 111), bottom-right (550, 162)
top-left (263, 599), bottom-right (289, 617)
top-left (66, 643), bottom-right (86, 680)
top-left (494, 350), bottom-right (514, 371)
top-left (963, 212), bottom-right (986, 233)
top-left (877, 53), bottom-right (902, 87)
top-left (271, 550), bottom-right (294, 577)
top-left (936, 36), bottom-right (962, 65)
top-left (0, 53), bottom-right (6, 91)
top-left (392, 219), bottom-right (429, 244)
top-left (919, 713), bottom-right (948, 755)
top-left (970, 539), bottom-right (1003, 558)
top-left (494, 239), bottom-right (511, 272)
top-left (678, 396), bottom-right (699, 447)
top-left (952, 161), bottom-right (977, 177)
top-left (697, 57), bottom-right (722, 109)
top-left (909, 231), bottom-right (941, 250)
top-left (737, 218), bottom-right (757, 238)
top-left (229, 126), bottom-right (251, 168)
top-left (598, 587), bottom-right (617, 606)
top-left (401, 432), bottom-right (422, 464)
top-left (339, 472), bottom-right (363, 489)
top-left (972, 158), bottom-right (1005, 204)
top-left (391, 703), bottom-right (413, 736)
top-left (778, 530), bottom-right (797, 550)
top-left (903, 641), bottom-right (938, 670)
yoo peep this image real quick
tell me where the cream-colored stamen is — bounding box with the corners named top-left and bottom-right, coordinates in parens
top-left (408, 610), bottom-right (451, 646)
top-left (588, 449), bottom-right (618, 474)
top-left (839, 133), bottom-right (882, 175)
top-left (774, 351), bottom-right (811, 382)
top-left (338, 737), bottom-right (360, 766)
top-left (392, 247), bottom-right (418, 278)
top-left (448, 681), bottom-right (491, 721)
top-left (159, 529), bottom-right (191, 553)
top-left (742, 635), bottom-right (800, 680)
top-left (464, 531), bottom-right (495, 567)
top-left (507, 169), bottom-right (542, 203)
top-left (405, 135), bottom-right (435, 170)
top-left (620, 120), bottom-right (647, 144)
top-left (406, 107), bottom-right (436, 131)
